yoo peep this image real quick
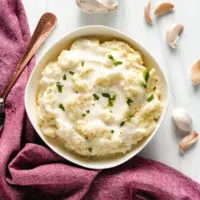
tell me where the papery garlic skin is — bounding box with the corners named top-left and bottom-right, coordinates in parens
top-left (172, 108), bottom-right (192, 133)
top-left (76, 0), bottom-right (118, 13)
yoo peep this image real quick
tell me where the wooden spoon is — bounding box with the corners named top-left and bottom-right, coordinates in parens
top-left (0, 12), bottom-right (57, 131)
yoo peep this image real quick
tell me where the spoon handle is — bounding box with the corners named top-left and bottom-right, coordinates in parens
top-left (1, 12), bottom-right (57, 99)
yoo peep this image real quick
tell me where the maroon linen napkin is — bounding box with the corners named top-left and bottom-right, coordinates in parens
top-left (0, 0), bottom-right (200, 199)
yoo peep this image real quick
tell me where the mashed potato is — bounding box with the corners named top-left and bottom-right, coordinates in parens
top-left (37, 38), bottom-right (163, 156)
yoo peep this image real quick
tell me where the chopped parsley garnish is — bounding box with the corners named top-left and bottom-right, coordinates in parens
top-left (82, 110), bottom-right (90, 117)
top-left (147, 94), bottom-right (154, 102)
top-left (69, 71), bottom-right (74, 75)
top-left (102, 93), bottom-right (111, 98)
top-left (88, 147), bottom-right (92, 152)
top-left (108, 54), bottom-right (122, 66)
top-left (108, 95), bottom-right (116, 107)
top-left (108, 100), bottom-right (114, 107)
top-left (114, 61), bottom-right (123, 66)
top-left (56, 82), bottom-right (63, 93)
top-left (120, 121), bottom-right (125, 127)
top-left (127, 98), bottom-right (133, 106)
top-left (93, 93), bottom-right (100, 101)
top-left (58, 104), bottom-right (65, 111)
top-left (111, 130), bottom-right (114, 134)
top-left (140, 82), bottom-right (147, 88)
top-left (63, 74), bottom-right (67, 80)
top-left (143, 69), bottom-right (150, 82)
top-left (102, 93), bottom-right (116, 107)
top-left (108, 54), bottom-right (114, 61)
top-left (127, 113), bottom-right (134, 121)
top-left (81, 61), bottom-right (84, 66)
top-left (111, 94), bottom-right (116, 100)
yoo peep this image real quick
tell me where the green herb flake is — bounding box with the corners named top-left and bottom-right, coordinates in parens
top-left (58, 104), bottom-right (65, 111)
top-left (63, 74), bottom-right (67, 80)
top-left (102, 93), bottom-right (116, 107)
top-left (111, 130), bottom-right (114, 134)
top-left (56, 82), bottom-right (63, 93)
top-left (93, 93), bottom-right (100, 101)
top-left (127, 98), bottom-right (133, 106)
top-left (108, 100), bottom-right (114, 107)
top-left (114, 61), bottom-right (123, 66)
top-left (143, 69), bottom-right (150, 82)
top-left (120, 121), bottom-right (125, 127)
top-left (102, 93), bottom-right (111, 99)
top-left (69, 71), bottom-right (75, 75)
top-left (111, 94), bottom-right (116, 101)
top-left (153, 86), bottom-right (156, 90)
top-left (82, 113), bottom-right (86, 117)
top-left (140, 82), bottom-right (147, 89)
top-left (108, 54), bottom-right (114, 61)
top-left (81, 61), bottom-right (84, 67)
top-left (86, 110), bottom-right (90, 114)
top-left (108, 94), bottom-right (116, 107)
top-left (127, 114), bottom-right (134, 121)
top-left (147, 94), bottom-right (154, 102)
top-left (88, 147), bottom-right (92, 152)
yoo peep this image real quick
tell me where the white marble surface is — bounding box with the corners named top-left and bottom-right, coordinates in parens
top-left (22, 0), bottom-right (200, 182)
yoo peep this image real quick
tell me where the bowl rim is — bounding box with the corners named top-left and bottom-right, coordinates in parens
top-left (25, 25), bottom-right (169, 169)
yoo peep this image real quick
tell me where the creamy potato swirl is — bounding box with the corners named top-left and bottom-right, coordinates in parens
top-left (37, 38), bottom-right (162, 156)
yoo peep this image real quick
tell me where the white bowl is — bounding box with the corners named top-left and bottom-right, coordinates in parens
top-left (25, 26), bottom-right (168, 169)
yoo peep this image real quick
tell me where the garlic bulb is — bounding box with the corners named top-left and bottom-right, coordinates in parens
top-left (76, 0), bottom-right (118, 13)
top-left (172, 108), bottom-right (193, 133)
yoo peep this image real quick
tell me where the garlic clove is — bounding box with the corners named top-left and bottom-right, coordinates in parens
top-left (172, 108), bottom-right (193, 133)
top-left (144, 0), bottom-right (152, 23)
top-left (166, 24), bottom-right (184, 48)
top-left (179, 131), bottom-right (198, 152)
top-left (191, 59), bottom-right (200, 86)
top-left (76, 0), bottom-right (118, 13)
top-left (154, 2), bottom-right (174, 15)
